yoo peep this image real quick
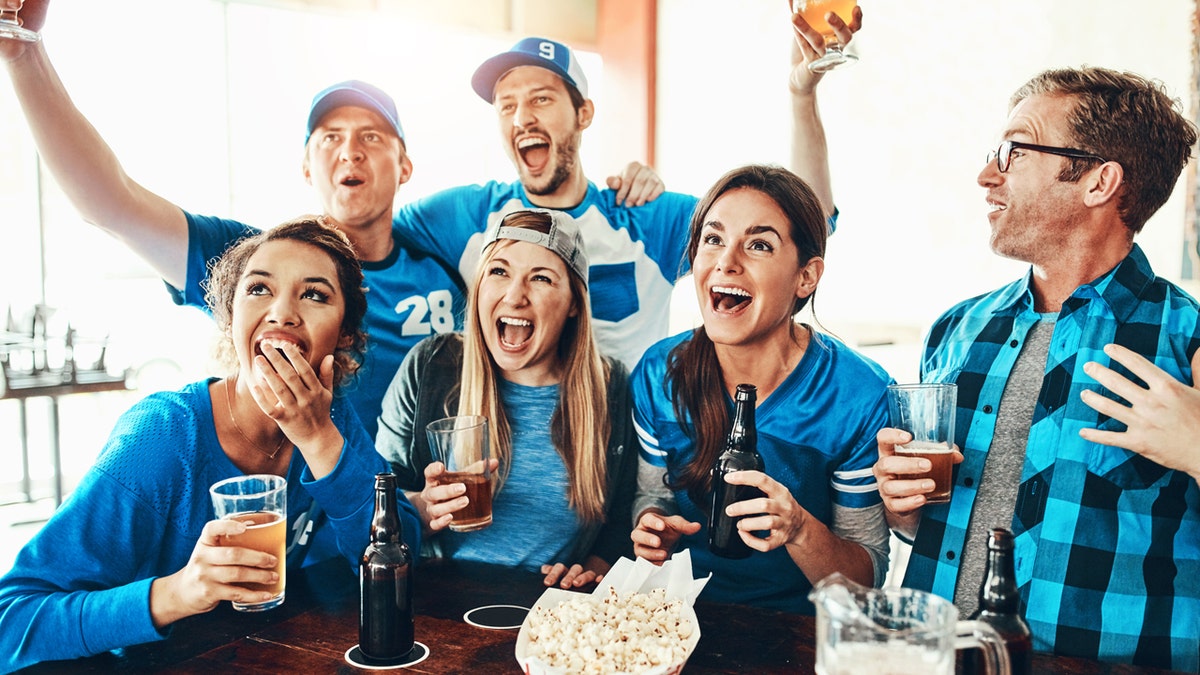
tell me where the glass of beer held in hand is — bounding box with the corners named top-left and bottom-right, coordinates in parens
top-left (0, 0), bottom-right (45, 43)
top-left (209, 474), bottom-right (288, 611)
top-left (793, 0), bottom-right (858, 72)
top-left (887, 383), bottom-right (957, 504)
top-left (426, 415), bottom-right (494, 532)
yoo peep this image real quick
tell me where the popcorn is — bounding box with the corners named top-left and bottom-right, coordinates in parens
top-left (515, 553), bottom-right (710, 675)
top-left (522, 587), bottom-right (693, 674)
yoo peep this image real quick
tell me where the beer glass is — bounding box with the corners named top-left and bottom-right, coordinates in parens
top-left (209, 474), bottom-right (287, 611)
top-left (426, 415), bottom-right (493, 532)
top-left (0, 1), bottom-right (40, 43)
top-left (794, 0), bottom-right (857, 73)
top-left (886, 383), bottom-right (957, 504)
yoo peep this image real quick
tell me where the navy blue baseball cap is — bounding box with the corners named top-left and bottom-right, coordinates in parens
top-left (305, 80), bottom-right (405, 145)
top-left (471, 37), bottom-right (589, 103)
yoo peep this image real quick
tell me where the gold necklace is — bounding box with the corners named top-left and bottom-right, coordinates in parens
top-left (224, 376), bottom-right (290, 460)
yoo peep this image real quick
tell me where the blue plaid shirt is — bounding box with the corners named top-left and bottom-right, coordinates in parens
top-left (903, 245), bottom-right (1200, 671)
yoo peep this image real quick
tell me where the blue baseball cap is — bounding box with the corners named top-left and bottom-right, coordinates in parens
top-left (305, 80), bottom-right (405, 145)
top-left (471, 37), bottom-right (589, 103)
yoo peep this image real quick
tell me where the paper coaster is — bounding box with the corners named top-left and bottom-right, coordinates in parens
top-left (463, 604), bottom-right (529, 630)
top-left (344, 641), bottom-right (429, 670)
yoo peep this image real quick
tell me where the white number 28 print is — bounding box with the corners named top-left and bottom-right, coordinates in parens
top-left (395, 290), bottom-right (455, 336)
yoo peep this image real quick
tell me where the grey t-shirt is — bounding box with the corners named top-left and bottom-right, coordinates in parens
top-left (953, 317), bottom-right (1055, 617)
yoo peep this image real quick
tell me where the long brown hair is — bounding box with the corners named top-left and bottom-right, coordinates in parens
top-left (666, 165), bottom-right (827, 502)
top-left (456, 210), bottom-right (611, 522)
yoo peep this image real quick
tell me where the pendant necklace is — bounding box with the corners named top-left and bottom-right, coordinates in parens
top-left (224, 376), bottom-right (290, 460)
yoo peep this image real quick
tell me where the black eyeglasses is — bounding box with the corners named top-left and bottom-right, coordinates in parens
top-left (986, 140), bottom-right (1107, 173)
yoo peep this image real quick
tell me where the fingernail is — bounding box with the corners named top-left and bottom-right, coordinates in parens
top-left (919, 460), bottom-right (931, 472)
top-left (924, 480), bottom-right (936, 491)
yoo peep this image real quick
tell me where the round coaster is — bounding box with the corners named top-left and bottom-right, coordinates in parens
top-left (463, 604), bottom-right (529, 630)
top-left (344, 641), bottom-right (429, 670)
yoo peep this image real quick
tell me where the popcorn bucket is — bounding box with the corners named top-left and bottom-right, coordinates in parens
top-left (515, 552), bottom-right (710, 675)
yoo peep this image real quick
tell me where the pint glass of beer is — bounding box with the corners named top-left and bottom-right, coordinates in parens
top-left (886, 383), bottom-right (957, 504)
top-left (209, 474), bottom-right (287, 611)
top-left (426, 415), bottom-right (493, 532)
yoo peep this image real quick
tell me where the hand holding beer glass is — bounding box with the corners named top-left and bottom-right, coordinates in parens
top-left (0, 0), bottom-right (43, 42)
top-left (425, 415), bottom-right (494, 532)
top-left (209, 474), bottom-right (287, 611)
top-left (792, 0), bottom-right (858, 73)
top-left (886, 383), bottom-right (957, 505)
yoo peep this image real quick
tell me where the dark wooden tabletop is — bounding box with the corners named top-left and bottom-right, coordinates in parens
top-left (17, 557), bottom-right (1182, 674)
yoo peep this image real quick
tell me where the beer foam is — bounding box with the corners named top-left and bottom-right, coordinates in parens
top-left (896, 441), bottom-right (953, 454)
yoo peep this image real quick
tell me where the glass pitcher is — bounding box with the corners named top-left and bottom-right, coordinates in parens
top-left (809, 573), bottom-right (1010, 675)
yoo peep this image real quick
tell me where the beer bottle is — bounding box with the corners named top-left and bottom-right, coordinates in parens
top-left (708, 384), bottom-right (765, 559)
top-left (966, 527), bottom-right (1032, 675)
top-left (359, 473), bottom-right (414, 662)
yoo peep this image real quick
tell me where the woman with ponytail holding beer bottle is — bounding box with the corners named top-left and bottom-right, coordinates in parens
top-left (376, 209), bottom-right (637, 590)
top-left (629, 165), bottom-right (892, 613)
top-left (0, 218), bottom-right (421, 672)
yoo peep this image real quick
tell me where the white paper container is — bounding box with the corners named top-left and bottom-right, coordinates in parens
top-left (514, 551), bottom-right (710, 675)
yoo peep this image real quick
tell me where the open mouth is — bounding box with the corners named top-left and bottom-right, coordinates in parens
top-left (498, 317), bottom-right (533, 348)
top-left (255, 337), bottom-right (304, 363)
top-left (516, 136), bottom-right (550, 174)
top-left (341, 176), bottom-right (365, 187)
top-left (710, 285), bottom-right (752, 312)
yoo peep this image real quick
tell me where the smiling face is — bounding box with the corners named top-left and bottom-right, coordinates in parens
top-left (229, 240), bottom-right (348, 385)
top-left (304, 105), bottom-right (412, 233)
top-left (492, 66), bottom-right (593, 202)
top-left (692, 188), bottom-right (820, 351)
top-left (475, 239), bottom-right (578, 386)
top-left (978, 94), bottom-right (1092, 265)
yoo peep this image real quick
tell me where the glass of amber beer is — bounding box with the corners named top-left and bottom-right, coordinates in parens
top-left (209, 474), bottom-right (287, 611)
top-left (886, 383), bottom-right (957, 505)
top-left (793, 0), bottom-right (858, 72)
top-left (426, 415), bottom-right (493, 532)
top-left (0, 0), bottom-right (42, 42)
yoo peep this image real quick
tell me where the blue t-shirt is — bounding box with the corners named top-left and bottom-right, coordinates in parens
top-left (168, 211), bottom-right (467, 440)
top-left (0, 379), bottom-right (421, 671)
top-left (394, 181), bottom-right (697, 369)
top-left (632, 330), bottom-right (891, 613)
top-left (444, 379), bottom-right (579, 571)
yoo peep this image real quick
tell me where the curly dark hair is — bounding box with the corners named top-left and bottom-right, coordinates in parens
top-left (203, 216), bottom-right (368, 387)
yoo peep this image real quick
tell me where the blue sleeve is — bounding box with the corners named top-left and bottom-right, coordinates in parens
top-left (393, 184), bottom-right (497, 274)
top-left (164, 211), bottom-right (259, 310)
top-left (300, 401), bottom-right (422, 569)
top-left (0, 470), bottom-right (172, 670)
top-left (830, 360), bottom-right (892, 510)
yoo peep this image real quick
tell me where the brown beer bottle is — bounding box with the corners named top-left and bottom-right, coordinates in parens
top-left (966, 528), bottom-right (1032, 675)
top-left (359, 473), bottom-right (414, 662)
top-left (708, 384), bottom-right (765, 559)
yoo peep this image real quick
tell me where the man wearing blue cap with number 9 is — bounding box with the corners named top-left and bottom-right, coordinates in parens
top-left (391, 26), bottom-right (856, 373)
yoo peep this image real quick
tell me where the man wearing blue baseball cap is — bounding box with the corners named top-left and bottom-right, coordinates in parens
top-left (390, 19), bottom-right (857, 370)
top-left (0, 11), bottom-right (661, 439)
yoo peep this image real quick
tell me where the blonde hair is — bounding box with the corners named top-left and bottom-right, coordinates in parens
top-left (457, 213), bottom-right (610, 522)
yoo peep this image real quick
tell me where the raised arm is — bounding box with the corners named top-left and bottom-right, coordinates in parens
top-left (788, 2), bottom-right (863, 221)
top-left (2, 31), bottom-right (189, 287)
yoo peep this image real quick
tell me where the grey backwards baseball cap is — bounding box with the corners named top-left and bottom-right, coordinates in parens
top-left (482, 209), bottom-right (588, 285)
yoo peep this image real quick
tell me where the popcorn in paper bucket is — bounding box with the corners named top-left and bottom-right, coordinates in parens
top-left (515, 551), bottom-right (711, 675)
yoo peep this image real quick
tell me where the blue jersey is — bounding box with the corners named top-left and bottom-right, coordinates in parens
top-left (631, 330), bottom-right (891, 613)
top-left (168, 211), bottom-right (466, 440)
top-left (394, 181), bottom-right (697, 369)
top-left (0, 380), bottom-right (420, 670)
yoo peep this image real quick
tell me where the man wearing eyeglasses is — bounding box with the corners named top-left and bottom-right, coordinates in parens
top-left (871, 68), bottom-right (1200, 670)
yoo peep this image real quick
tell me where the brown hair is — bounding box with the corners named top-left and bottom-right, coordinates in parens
top-left (666, 165), bottom-right (827, 501)
top-left (457, 210), bottom-right (611, 522)
top-left (1011, 67), bottom-right (1197, 232)
top-left (204, 216), bottom-right (368, 387)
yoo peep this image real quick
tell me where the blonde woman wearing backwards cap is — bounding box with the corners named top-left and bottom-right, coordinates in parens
top-left (377, 209), bottom-right (635, 588)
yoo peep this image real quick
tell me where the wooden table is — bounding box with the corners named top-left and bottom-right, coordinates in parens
top-left (17, 558), bottom-right (1182, 674)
